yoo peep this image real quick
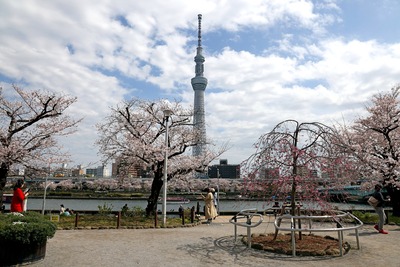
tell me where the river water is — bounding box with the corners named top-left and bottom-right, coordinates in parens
top-left (21, 197), bottom-right (371, 213)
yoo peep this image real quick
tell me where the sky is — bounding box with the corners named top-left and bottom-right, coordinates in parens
top-left (1, 0), bottom-right (400, 170)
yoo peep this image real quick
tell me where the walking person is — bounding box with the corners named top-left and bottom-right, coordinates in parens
top-left (201, 188), bottom-right (218, 224)
top-left (372, 184), bottom-right (390, 234)
top-left (11, 179), bottom-right (29, 212)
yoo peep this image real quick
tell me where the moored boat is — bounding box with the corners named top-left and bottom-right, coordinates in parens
top-left (157, 197), bottom-right (190, 204)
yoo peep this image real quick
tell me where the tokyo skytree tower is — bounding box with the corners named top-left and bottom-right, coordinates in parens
top-left (191, 14), bottom-right (208, 157)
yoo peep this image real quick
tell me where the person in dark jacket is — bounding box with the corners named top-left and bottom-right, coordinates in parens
top-left (372, 184), bottom-right (390, 234)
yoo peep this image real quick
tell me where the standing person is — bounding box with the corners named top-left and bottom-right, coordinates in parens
top-left (201, 188), bottom-right (218, 224)
top-left (372, 184), bottom-right (390, 234)
top-left (178, 205), bottom-right (184, 218)
top-left (121, 204), bottom-right (129, 216)
top-left (211, 188), bottom-right (218, 218)
top-left (11, 179), bottom-right (29, 212)
top-left (60, 204), bottom-right (66, 214)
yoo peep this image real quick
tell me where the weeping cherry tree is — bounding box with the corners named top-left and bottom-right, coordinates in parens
top-left (241, 119), bottom-right (355, 216)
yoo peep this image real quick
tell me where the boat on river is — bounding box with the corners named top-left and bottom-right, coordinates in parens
top-left (157, 197), bottom-right (190, 204)
top-left (318, 185), bottom-right (373, 203)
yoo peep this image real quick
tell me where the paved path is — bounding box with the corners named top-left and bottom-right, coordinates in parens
top-left (32, 216), bottom-right (400, 267)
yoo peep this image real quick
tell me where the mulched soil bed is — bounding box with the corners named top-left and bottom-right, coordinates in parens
top-left (246, 233), bottom-right (351, 256)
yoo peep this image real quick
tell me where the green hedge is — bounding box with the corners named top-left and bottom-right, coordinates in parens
top-left (0, 211), bottom-right (57, 245)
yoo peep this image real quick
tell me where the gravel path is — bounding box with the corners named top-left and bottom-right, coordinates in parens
top-left (31, 216), bottom-right (400, 267)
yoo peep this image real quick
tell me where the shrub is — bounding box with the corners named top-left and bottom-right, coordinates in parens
top-left (0, 211), bottom-right (57, 245)
top-left (98, 203), bottom-right (113, 214)
top-left (122, 206), bottom-right (145, 217)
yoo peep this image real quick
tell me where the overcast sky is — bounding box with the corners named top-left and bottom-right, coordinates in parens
top-left (1, 0), bottom-right (400, 169)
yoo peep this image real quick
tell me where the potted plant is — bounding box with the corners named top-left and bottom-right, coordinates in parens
top-left (0, 211), bottom-right (57, 266)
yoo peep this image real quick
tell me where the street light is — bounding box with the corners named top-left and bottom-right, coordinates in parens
top-left (42, 165), bottom-right (52, 215)
top-left (216, 168), bottom-right (220, 214)
top-left (162, 109), bottom-right (173, 226)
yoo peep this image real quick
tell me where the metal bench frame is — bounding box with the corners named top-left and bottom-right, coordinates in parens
top-left (229, 209), bottom-right (263, 248)
top-left (274, 210), bottom-right (363, 256)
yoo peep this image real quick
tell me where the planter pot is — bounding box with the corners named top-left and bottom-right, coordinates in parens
top-left (0, 240), bottom-right (47, 266)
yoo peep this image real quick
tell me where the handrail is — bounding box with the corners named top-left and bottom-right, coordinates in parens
top-left (229, 209), bottom-right (263, 248)
top-left (274, 210), bottom-right (363, 256)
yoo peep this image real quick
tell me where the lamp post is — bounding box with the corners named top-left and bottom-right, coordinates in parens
top-left (42, 165), bottom-right (51, 215)
top-left (216, 168), bottom-right (220, 214)
top-left (162, 109), bottom-right (173, 226)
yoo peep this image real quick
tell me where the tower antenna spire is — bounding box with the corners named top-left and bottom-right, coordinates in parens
top-left (198, 14), bottom-right (202, 48)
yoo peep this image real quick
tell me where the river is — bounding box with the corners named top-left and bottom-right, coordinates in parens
top-left (18, 197), bottom-right (372, 213)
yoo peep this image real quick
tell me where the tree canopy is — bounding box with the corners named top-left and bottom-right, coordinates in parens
top-left (337, 85), bottom-right (400, 215)
top-left (0, 85), bottom-right (80, 198)
top-left (96, 98), bottom-right (226, 214)
top-left (241, 119), bottom-right (355, 214)
top-left (241, 85), bottom-right (400, 216)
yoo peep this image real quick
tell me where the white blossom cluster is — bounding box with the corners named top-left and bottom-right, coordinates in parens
top-left (5, 177), bottom-right (243, 193)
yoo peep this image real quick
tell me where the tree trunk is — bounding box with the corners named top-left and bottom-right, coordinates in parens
top-left (145, 174), bottom-right (164, 216)
top-left (290, 184), bottom-right (296, 216)
top-left (388, 189), bottom-right (400, 217)
top-left (392, 201), bottom-right (400, 217)
top-left (0, 162), bottom-right (10, 211)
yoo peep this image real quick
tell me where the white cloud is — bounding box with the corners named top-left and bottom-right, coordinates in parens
top-left (1, 0), bottom-right (400, 168)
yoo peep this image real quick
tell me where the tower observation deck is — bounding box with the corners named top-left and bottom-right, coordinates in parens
top-left (191, 14), bottom-right (208, 157)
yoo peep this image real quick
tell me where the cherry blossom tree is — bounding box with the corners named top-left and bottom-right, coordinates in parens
top-left (0, 85), bottom-right (80, 206)
top-left (241, 120), bottom-right (354, 215)
top-left (337, 85), bottom-right (400, 216)
top-left (96, 98), bottom-right (226, 215)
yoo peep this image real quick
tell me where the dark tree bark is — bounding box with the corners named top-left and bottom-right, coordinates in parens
top-left (387, 186), bottom-right (400, 216)
top-left (145, 170), bottom-right (164, 216)
top-left (0, 162), bottom-right (10, 211)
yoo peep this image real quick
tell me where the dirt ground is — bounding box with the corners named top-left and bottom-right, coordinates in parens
top-left (250, 233), bottom-right (348, 256)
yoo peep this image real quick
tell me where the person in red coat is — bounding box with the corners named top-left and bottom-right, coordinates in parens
top-left (11, 179), bottom-right (29, 212)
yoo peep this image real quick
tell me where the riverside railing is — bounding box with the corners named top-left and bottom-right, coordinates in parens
top-left (51, 207), bottom-right (197, 229)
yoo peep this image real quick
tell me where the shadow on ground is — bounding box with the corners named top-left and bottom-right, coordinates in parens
top-left (176, 235), bottom-right (343, 266)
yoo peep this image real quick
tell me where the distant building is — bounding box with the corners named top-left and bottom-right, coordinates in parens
top-left (71, 165), bottom-right (84, 177)
top-left (259, 167), bottom-right (280, 180)
top-left (54, 164), bottom-right (69, 177)
top-left (86, 165), bottom-right (109, 178)
top-left (208, 159), bottom-right (240, 179)
top-left (85, 168), bottom-right (95, 177)
top-left (111, 158), bottom-right (151, 178)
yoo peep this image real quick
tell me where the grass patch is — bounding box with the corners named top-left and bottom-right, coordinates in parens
top-left (48, 213), bottom-right (195, 228)
top-left (352, 211), bottom-right (400, 224)
top-left (48, 205), bottom-right (197, 228)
